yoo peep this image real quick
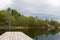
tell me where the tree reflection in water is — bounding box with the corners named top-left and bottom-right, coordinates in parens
top-left (0, 28), bottom-right (60, 39)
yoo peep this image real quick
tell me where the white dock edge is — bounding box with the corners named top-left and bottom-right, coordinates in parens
top-left (0, 32), bottom-right (33, 40)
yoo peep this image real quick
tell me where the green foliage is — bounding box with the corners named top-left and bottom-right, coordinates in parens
top-left (49, 20), bottom-right (59, 27)
top-left (0, 8), bottom-right (60, 28)
top-left (11, 9), bottom-right (21, 18)
top-left (0, 10), bottom-right (8, 26)
top-left (0, 8), bottom-right (60, 38)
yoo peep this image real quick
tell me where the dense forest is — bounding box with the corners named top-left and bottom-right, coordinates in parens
top-left (0, 8), bottom-right (60, 28)
top-left (0, 8), bottom-right (60, 38)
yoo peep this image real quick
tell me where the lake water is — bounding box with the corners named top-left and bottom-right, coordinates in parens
top-left (0, 28), bottom-right (60, 40)
top-left (34, 32), bottom-right (60, 40)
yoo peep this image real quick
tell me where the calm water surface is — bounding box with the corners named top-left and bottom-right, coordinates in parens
top-left (0, 28), bottom-right (60, 40)
top-left (34, 32), bottom-right (60, 40)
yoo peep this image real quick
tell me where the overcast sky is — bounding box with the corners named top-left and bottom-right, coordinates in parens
top-left (0, 0), bottom-right (60, 22)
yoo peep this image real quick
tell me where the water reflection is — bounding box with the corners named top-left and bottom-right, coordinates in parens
top-left (33, 28), bottom-right (60, 40)
top-left (34, 32), bottom-right (60, 40)
top-left (0, 27), bottom-right (60, 39)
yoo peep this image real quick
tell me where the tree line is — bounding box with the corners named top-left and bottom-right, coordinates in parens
top-left (0, 8), bottom-right (60, 28)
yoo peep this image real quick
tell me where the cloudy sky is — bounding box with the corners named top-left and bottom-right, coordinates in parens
top-left (0, 0), bottom-right (60, 21)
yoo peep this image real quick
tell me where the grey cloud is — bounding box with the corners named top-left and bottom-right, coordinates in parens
top-left (9, 0), bottom-right (60, 22)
